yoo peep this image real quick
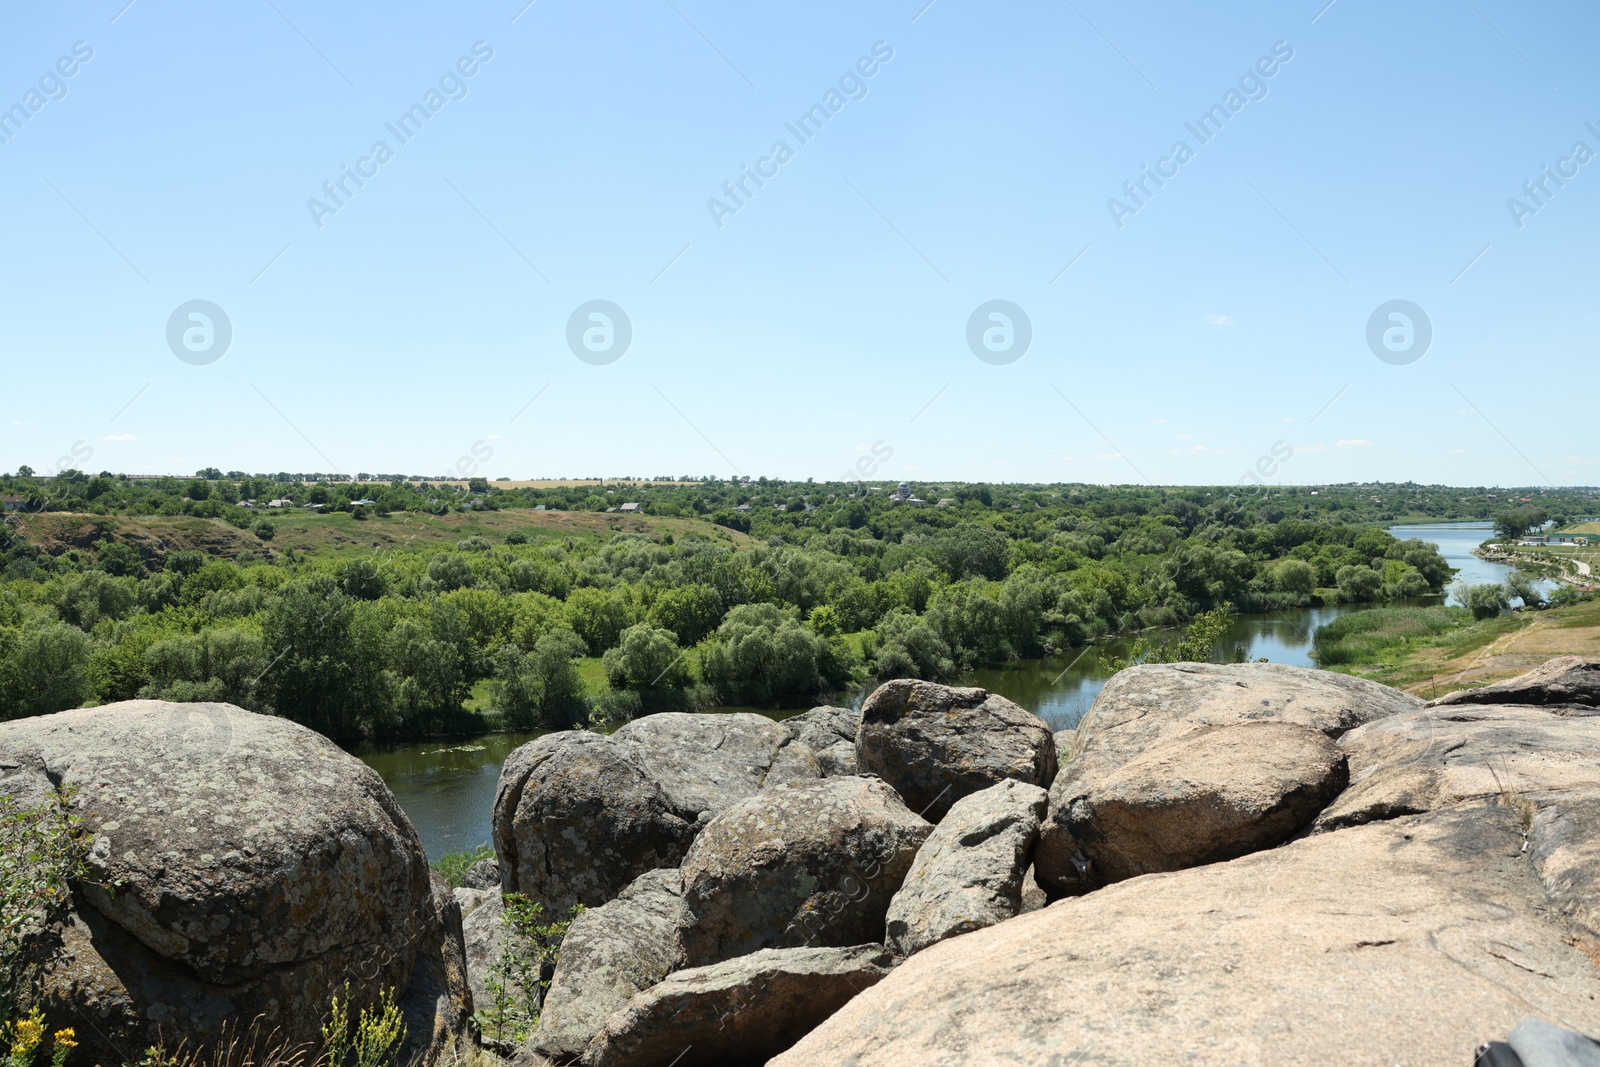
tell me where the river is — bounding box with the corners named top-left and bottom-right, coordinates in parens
top-left (359, 520), bottom-right (1523, 859)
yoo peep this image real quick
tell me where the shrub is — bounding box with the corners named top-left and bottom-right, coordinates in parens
top-left (474, 897), bottom-right (580, 1046)
top-left (0, 792), bottom-right (88, 1027)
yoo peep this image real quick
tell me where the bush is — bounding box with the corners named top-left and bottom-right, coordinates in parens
top-left (254, 520), bottom-right (275, 541)
top-left (1465, 583), bottom-right (1510, 620)
top-left (0, 792), bottom-right (88, 1026)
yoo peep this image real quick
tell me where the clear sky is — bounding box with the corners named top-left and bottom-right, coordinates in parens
top-left (2, 0), bottom-right (1596, 487)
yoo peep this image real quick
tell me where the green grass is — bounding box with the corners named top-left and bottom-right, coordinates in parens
top-left (1312, 605), bottom-right (1471, 666)
top-left (432, 843), bottom-right (495, 888)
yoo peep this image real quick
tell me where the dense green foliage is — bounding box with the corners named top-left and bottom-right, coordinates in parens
top-left (1, 472), bottom-right (1544, 739)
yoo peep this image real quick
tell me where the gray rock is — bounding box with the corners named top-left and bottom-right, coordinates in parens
top-left (772, 806), bottom-right (1600, 1067)
top-left (675, 776), bottom-right (931, 969)
top-left (786, 706), bottom-right (861, 776)
top-left (0, 701), bottom-right (468, 1067)
top-left (1036, 661), bottom-right (1418, 896)
top-left (461, 889), bottom-right (510, 1023)
top-left (885, 779), bottom-right (1047, 957)
top-left (463, 856), bottom-right (500, 890)
top-left (1048, 720), bottom-right (1349, 894)
top-left (611, 712), bottom-right (816, 809)
top-left (494, 732), bottom-right (696, 916)
top-left (857, 680), bottom-right (1058, 822)
top-left (1428, 655), bottom-right (1600, 709)
top-left (581, 945), bottom-right (896, 1067)
top-left (534, 869), bottom-right (682, 1063)
top-left (494, 715), bottom-right (822, 915)
top-left (453, 886), bottom-right (493, 917)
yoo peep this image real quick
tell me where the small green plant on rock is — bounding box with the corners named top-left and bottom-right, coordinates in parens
top-left (0, 791), bottom-right (89, 1029)
top-left (475, 896), bottom-right (580, 1047)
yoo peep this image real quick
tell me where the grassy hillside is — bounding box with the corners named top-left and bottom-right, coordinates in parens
top-left (13, 508), bottom-right (748, 565)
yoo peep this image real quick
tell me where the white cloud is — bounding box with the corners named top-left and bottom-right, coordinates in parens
top-left (1282, 417), bottom-right (1293, 423)
top-left (1152, 419), bottom-right (1168, 425)
top-left (1176, 433), bottom-right (1193, 441)
top-left (1204, 314), bottom-right (1234, 326)
top-left (1336, 439), bottom-right (1371, 448)
top-left (1191, 444), bottom-right (1207, 453)
top-left (99, 433), bottom-right (137, 443)
top-left (1450, 448), bottom-right (1466, 455)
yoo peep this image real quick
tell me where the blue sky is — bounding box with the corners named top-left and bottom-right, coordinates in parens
top-left (2, 0), bottom-right (1596, 487)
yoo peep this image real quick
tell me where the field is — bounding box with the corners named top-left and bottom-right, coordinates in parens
top-left (1324, 595), bottom-right (1600, 698)
top-left (11, 507), bottom-right (749, 564)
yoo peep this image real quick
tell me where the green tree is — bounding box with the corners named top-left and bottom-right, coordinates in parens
top-left (564, 588), bottom-right (631, 653)
top-left (1464, 582), bottom-right (1510, 620)
top-left (699, 603), bottom-right (852, 706)
top-left (1335, 564), bottom-right (1384, 603)
top-left (260, 578), bottom-right (375, 738)
top-left (647, 583), bottom-right (722, 645)
top-left (427, 553), bottom-right (473, 592)
top-left (0, 624), bottom-right (91, 720)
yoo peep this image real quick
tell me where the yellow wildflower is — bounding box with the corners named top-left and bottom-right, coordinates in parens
top-left (11, 1010), bottom-right (46, 1057)
top-left (53, 1029), bottom-right (77, 1050)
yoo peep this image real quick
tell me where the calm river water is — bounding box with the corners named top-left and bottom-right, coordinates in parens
top-left (360, 521), bottom-right (1517, 859)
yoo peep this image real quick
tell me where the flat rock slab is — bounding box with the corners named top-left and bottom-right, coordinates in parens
top-left (857, 679), bottom-right (1057, 822)
top-left (886, 779), bottom-right (1047, 957)
top-left (675, 776), bottom-right (930, 969)
top-left (1036, 661), bottom-right (1417, 895)
top-left (773, 806), bottom-right (1600, 1067)
top-left (582, 945), bottom-right (895, 1067)
top-left (1050, 720), bottom-right (1348, 892)
top-left (1429, 655), bottom-right (1600, 709)
top-left (534, 869), bottom-right (682, 1062)
top-left (1312, 701), bottom-right (1600, 946)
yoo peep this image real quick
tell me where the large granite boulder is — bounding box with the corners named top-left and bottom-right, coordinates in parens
top-left (773, 806), bottom-right (1600, 1066)
top-left (885, 779), bottom-right (1047, 957)
top-left (1036, 661), bottom-right (1418, 895)
top-left (1429, 655), bottom-right (1600, 709)
top-left (674, 776), bottom-right (931, 969)
top-left (1049, 720), bottom-right (1348, 893)
top-left (582, 945), bottom-right (895, 1067)
top-left (0, 701), bottom-right (469, 1067)
top-left (533, 869), bottom-right (682, 1063)
top-left (783, 705), bottom-right (860, 776)
top-left (857, 680), bottom-right (1057, 822)
top-left (774, 674), bottom-right (1600, 1066)
top-left (493, 713), bottom-right (820, 915)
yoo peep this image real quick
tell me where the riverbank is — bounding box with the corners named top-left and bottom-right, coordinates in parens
top-left (1319, 594), bottom-right (1600, 698)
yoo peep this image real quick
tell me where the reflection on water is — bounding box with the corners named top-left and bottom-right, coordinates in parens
top-left (362, 521), bottom-right (1526, 859)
